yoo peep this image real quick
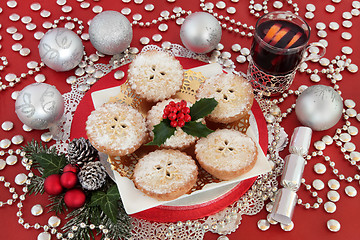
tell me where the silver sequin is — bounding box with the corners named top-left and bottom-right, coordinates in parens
top-left (114, 70), bottom-right (125, 80)
top-left (327, 190), bottom-right (340, 202)
top-left (342, 46), bottom-right (353, 55)
top-left (341, 32), bottom-right (352, 40)
top-left (6, 155), bottom-right (17, 165)
top-left (325, 5), bottom-right (336, 13)
top-left (92, 5), bottom-right (103, 14)
top-left (1, 121), bottom-right (14, 131)
top-left (306, 4), bottom-right (316, 12)
top-left (31, 204), bottom-right (44, 216)
top-left (324, 201), bottom-right (336, 213)
top-left (305, 12), bottom-right (315, 19)
top-left (329, 22), bottom-right (339, 30)
top-left (312, 179), bottom-right (325, 190)
top-left (280, 221), bottom-right (294, 231)
top-left (41, 132), bottom-right (53, 142)
top-left (11, 135), bottom-right (24, 145)
top-left (327, 219), bottom-right (340, 232)
top-left (140, 37), bottom-right (150, 45)
top-left (314, 163), bottom-right (327, 174)
top-left (343, 12), bottom-right (352, 19)
top-left (30, 3), bottom-right (41, 11)
top-left (328, 180), bottom-right (340, 190)
top-left (0, 139), bottom-right (11, 149)
top-left (15, 173), bottom-right (27, 185)
top-left (257, 219), bottom-right (270, 231)
top-left (342, 20), bottom-right (352, 28)
top-left (273, 1), bottom-right (283, 9)
top-left (345, 186), bottom-right (357, 197)
top-left (40, 10), bottom-right (51, 18)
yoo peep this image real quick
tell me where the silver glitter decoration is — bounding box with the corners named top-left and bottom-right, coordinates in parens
top-left (0, 159), bottom-right (5, 170)
top-left (329, 22), bottom-right (339, 30)
top-left (1, 121), bottom-right (14, 131)
top-left (6, 155), bottom-right (17, 165)
top-left (114, 70), bottom-right (125, 80)
top-left (0, 139), bottom-right (11, 149)
top-left (39, 28), bottom-right (84, 71)
top-left (314, 163), bottom-right (327, 174)
top-left (342, 46), bottom-right (353, 55)
top-left (48, 216), bottom-right (61, 228)
top-left (30, 3), bottom-right (41, 11)
top-left (345, 186), bottom-right (357, 197)
top-left (327, 219), bottom-right (340, 232)
top-left (11, 135), bottom-right (24, 145)
top-left (324, 202), bottom-right (337, 213)
top-left (40, 10), bottom-right (51, 18)
top-left (328, 179), bottom-right (340, 190)
top-left (15, 173), bottom-right (27, 185)
top-left (341, 32), bottom-right (352, 40)
top-left (140, 37), bottom-right (150, 45)
top-left (92, 5), bottom-right (103, 14)
top-left (15, 83), bottom-right (64, 130)
top-left (152, 34), bottom-right (162, 42)
top-left (325, 5), bottom-right (335, 13)
top-left (41, 132), bottom-right (53, 142)
top-left (89, 11), bottom-right (132, 55)
top-left (180, 12), bottom-right (222, 54)
top-left (306, 4), bottom-right (316, 12)
top-left (257, 219), bottom-right (270, 231)
top-left (342, 20), bottom-right (352, 28)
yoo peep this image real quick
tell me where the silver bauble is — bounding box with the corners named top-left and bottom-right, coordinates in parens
top-left (295, 85), bottom-right (343, 131)
top-left (38, 28), bottom-right (84, 72)
top-left (180, 12), bottom-right (222, 54)
top-left (15, 83), bottom-right (64, 130)
top-left (89, 11), bottom-right (133, 55)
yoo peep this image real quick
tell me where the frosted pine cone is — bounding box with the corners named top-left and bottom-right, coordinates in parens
top-left (68, 137), bottom-right (98, 167)
top-left (78, 161), bottom-right (107, 191)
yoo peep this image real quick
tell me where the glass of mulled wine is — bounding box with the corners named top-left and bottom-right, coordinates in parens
top-left (248, 11), bottom-right (325, 96)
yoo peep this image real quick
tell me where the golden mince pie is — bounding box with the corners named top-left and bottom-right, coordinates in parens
top-left (127, 50), bottom-right (184, 102)
top-left (196, 72), bottom-right (254, 124)
top-left (195, 129), bottom-right (257, 181)
top-left (146, 99), bottom-right (197, 149)
top-left (86, 102), bottom-right (147, 157)
top-left (133, 149), bottom-right (198, 201)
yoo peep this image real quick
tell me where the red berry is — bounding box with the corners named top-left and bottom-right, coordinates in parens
top-left (44, 174), bottom-right (63, 195)
top-left (177, 112), bottom-right (185, 120)
top-left (170, 120), bottom-right (178, 127)
top-left (184, 114), bottom-right (192, 122)
top-left (164, 108), bottom-right (170, 115)
top-left (60, 172), bottom-right (78, 189)
top-left (168, 113), bottom-right (177, 121)
top-left (64, 189), bottom-right (86, 209)
top-left (162, 113), bottom-right (168, 119)
top-left (177, 120), bottom-right (185, 127)
top-left (169, 101), bottom-right (176, 106)
top-left (63, 164), bottom-right (78, 173)
top-left (181, 107), bottom-right (190, 114)
top-left (180, 100), bottom-right (187, 108)
top-left (170, 107), bottom-right (178, 113)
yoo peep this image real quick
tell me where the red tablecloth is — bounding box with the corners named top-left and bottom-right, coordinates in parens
top-left (0, 1), bottom-right (359, 240)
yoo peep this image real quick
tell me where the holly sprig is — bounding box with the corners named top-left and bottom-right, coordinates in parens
top-left (147, 98), bottom-right (218, 146)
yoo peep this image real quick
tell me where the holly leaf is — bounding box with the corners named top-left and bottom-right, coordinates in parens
top-left (146, 119), bottom-right (176, 146)
top-left (182, 121), bottom-right (214, 138)
top-left (90, 186), bottom-right (120, 223)
top-left (190, 98), bottom-right (218, 121)
top-left (32, 153), bottom-right (67, 178)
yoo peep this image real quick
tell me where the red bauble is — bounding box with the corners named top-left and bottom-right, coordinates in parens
top-left (44, 174), bottom-right (63, 195)
top-left (60, 172), bottom-right (78, 189)
top-left (63, 164), bottom-right (78, 173)
top-left (64, 189), bottom-right (86, 208)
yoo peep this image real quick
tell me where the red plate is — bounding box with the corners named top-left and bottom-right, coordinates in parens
top-left (71, 57), bottom-right (268, 223)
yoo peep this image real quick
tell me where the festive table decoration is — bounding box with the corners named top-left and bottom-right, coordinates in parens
top-left (147, 98), bottom-right (218, 146)
top-left (89, 10), bottom-right (133, 55)
top-left (38, 28), bottom-right (84, 72)
top-left (180, 12), bottom-right (222, 54)
top-left (15, 83), bottom-right (64, 130)
top-left (22, 140), bottom-right (132, 239)
top-left (295, 85), bottom-right (343, 131)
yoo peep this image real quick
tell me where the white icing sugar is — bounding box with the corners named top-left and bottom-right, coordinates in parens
top-left (133, 149), bottom-right (198, 194)
top-left (128, 50), bottom-right (184, 102)
top-left (196, 73), bottom-right (253, 120)
top-left (195, 129), bottom-right (257, 171)
top-left (86, 102), bottom-right (147, 155)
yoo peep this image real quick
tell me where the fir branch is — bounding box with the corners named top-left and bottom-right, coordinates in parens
top-left (27, 174), bottom-right (45, 196)
top-left (62, 205), bottom-right (96, 240)
top-left (47, 194), bottom-right (68, 215)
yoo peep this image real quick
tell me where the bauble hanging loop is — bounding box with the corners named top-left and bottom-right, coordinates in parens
top-left (38, 28), bottom-right (84, 72)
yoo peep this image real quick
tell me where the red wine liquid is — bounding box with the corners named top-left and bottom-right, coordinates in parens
top-left (251, 19), bottom-right (308, 75)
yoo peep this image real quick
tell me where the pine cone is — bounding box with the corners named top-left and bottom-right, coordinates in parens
top-left (78, 161), bottom-right (107, 191)
top-left (68, 138), bottom-right (98, 167)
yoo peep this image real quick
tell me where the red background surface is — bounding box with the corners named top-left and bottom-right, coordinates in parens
top-left (0, 1), bottom-right (359, 240)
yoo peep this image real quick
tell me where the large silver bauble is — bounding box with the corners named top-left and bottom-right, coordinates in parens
top-left (180, 12), bottom-right (222, 54)
top-left (89, 11), bottom-right (133, 55)
top-left (15, 83), bottom-right (64, 130)
top-left (38, 28), bottom-right (84, 72)
top-left (295, 85), bottom-right (343, 131)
